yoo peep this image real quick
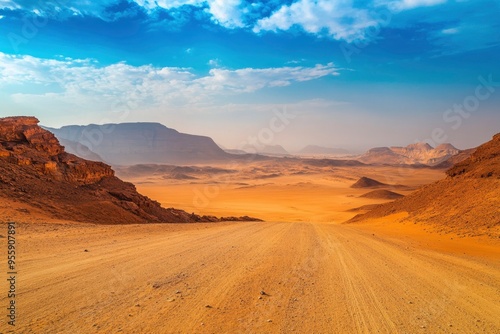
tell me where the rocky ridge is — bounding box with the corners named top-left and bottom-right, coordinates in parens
top-left (359, 142), bottom-right (461, 166)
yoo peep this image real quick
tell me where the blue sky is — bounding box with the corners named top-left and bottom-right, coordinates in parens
top-left (0, 0), bottom-right (499, 151)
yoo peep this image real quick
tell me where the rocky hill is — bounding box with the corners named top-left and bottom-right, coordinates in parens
top-left (46, 122), bottom-right (233, 166)
top-left (348, 133), bottom-right (500, 238)
top-left (0, 117), bottom-right (261, 224)
top-left (358, 142), bottom-right (460, 166)
top-left (433, 148), bottom-right (476, 169)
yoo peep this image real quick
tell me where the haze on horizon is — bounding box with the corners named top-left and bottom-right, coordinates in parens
top-left (0, 0), bottom-right (499, 152)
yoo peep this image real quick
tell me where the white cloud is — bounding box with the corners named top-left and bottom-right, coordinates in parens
top-left (195, 63), bottom-right (339, 93)
top-left (441, 27), bottom-right (458, 35)
top-left (0, 52), bottom-right (339, 113)
top-left (383, 0), bottom-right (447, 11)
top-left (208, 58), bottom-right (221, 67)
top-left (133, 0), bottom-right (203, 10)
top-left (132, 0), bottom-right (244, 28)
top-left (0, 0), bottom-right (127, 20)
top-left (206, 0), bottom-right (243, 28)
top-left (253, 0), bottom-right (378, 42)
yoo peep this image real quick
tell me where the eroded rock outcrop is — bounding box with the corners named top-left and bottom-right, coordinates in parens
top-left (0, 116), bottom-right (262, 224)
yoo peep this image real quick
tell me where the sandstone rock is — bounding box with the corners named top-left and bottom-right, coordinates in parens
top-left (0, 116), bottom-right (262, 224)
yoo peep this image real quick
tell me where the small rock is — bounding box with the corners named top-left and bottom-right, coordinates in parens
top-left (135, 304), bottom-right (140, 307)
top-left (205, 304), bottom-right (212, 308)
top-left (84, 249), bottom-right (89, 252)
top-left (175, 290), bottom-right (181, 294)
top-left (260, 290), bottom-right (267, 296)
top-left (267, 319), bottom-right (272, 323)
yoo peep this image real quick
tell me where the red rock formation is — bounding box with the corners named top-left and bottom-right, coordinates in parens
top-left (0, 116), bottom-right (262, 224)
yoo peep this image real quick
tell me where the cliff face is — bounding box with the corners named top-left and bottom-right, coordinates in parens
top-left (0, 117), bottom-right (261, 224)
top-left (0, 116), bottom-right (113, 184)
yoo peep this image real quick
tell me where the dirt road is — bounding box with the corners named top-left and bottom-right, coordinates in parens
top-left (2, 221), bottom-right (499, 333)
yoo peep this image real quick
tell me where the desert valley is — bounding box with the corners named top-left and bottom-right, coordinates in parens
top-left (0, 116), bottom-right (499, 333)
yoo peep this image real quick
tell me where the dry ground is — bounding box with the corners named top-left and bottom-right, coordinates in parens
top-left (1, 162), bottom-right (499, 333)
top-left (0, 220), bottom-right (499, 333)
top-left (124, 162), bottom-right (444, 222)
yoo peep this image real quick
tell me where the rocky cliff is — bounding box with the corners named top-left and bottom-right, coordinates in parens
top-left (0, 117), bottom-right (261, 224)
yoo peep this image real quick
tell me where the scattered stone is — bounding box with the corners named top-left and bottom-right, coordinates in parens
top-left (267, 319), bottom-right (272, 323)
top-left (175, 290), bottom-right (181, 294)
top-left (84, 249), bottom-right (89, 252)
top-left (260, 290), bottom-right (267, 296)
top-left (205, 304), bottom-right (212, 308)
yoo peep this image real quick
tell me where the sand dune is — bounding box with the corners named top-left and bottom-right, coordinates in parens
top-left (351, 176), bottom-right (388, 188)
top-left (359, 189), bottom-right (404, 199)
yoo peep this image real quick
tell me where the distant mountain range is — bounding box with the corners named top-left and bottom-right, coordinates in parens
top-left (46, 122), bottom-right (233, 165)
top-left (45, 122), bottom-right (469, 168)
top-left (222, 144), bottom-right (290, 157)
top-left (255, 144), bottom-right (289, 156)
top-left (358, 143), bottom-right (461, 166)
top-left (297, 145), bottom-right (350, 156)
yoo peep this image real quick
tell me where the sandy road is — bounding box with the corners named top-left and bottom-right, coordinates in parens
top-left (1, 221), bottom-right (499, 334)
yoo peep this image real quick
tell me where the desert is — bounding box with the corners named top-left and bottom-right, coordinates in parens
top-left (1, 116), bottom-right (499, 333)
top-left (1, 1), bottom-right (500, 333)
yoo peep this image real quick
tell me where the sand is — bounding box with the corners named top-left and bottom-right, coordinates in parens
top-left (1, 220), bottom-right (498, 333)
top-left (1, 162), bottom-right (499, 333)
top-left (125, 162), bottom-right (442, 222)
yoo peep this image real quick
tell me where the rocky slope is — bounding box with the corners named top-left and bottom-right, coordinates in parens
top-left (0, 117), bottom-right (261, 224)
top-left (46, 122), bottom-right (233, 165)
top-left (348, 133), bottom-right (500, 237)
top-left (359, 142), bottom-right (460, 166)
